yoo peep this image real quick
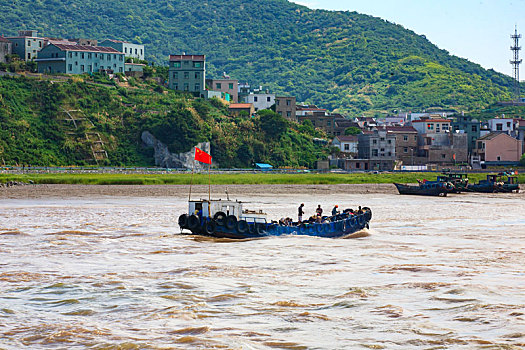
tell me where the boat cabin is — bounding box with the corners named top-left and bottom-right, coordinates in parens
top-left (189, 199), bottom-right (243, 219)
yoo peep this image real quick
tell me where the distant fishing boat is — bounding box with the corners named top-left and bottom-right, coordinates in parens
top-left (394, 181), bottom-right (449, 196)
top-left (178, 199), bottom-right (372, 239)
top-left (467, 172), bottom-right (520, 193)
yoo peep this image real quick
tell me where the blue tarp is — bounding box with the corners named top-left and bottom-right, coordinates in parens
top-left (255, 163), bottom-right (273, 170)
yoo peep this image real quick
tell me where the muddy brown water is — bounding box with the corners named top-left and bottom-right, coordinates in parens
top-left (0, 185), bottom-right (524, 349)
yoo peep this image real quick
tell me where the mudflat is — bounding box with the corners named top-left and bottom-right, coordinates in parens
top-left (0, 183), bottom-right (397, 199)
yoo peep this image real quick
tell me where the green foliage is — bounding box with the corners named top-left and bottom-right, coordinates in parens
top-left (520, 153), bottom-right (525, 167)
top-left (344, 127), bottom-right (362, 135)
top-left (0, 75), bottom-right (329, 168)
top-left (0, 0), bottom-right (518, 115)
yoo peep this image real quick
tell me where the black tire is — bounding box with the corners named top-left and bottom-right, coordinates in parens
top-left (178, 214), bottom-right (188, 229)
top-left (204, 220), bottom-right (217, 235)
top-left (225, 215), bottom-right (237, 230)
top-left (237, 220), bottom-right (248, 233)
top-left (213, 212), bottom-right (227, 226)
top-left (255, 223), bottom-right (266, 235)
top-left (188, 215), bottom-right (200, 230)
top-left (248, 223), bottom-right (257, 234)
top-left (299, 223), bottom-right (307, 234)
top-left (315, 224), bottom-right (323, 234)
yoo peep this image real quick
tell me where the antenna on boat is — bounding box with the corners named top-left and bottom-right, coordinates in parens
top-left (225, 188), bottom-right (230, 201)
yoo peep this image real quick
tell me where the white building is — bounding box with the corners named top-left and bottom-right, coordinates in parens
top-left (332, 135), bottom-right (358, 153)
top-left (243, 93), bottom-right (275, 111)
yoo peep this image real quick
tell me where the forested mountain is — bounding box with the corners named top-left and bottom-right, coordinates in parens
top-left (0, 0), bottom-right (520, 115)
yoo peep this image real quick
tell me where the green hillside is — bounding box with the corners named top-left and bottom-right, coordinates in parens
top-left (0, 75), bottom-right (327, 167)
top-left (0, 0), bottom-right (521, 115)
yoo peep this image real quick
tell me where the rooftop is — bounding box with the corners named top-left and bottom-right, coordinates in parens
top-left (169, 54), bottom-right (205, 61)
top-left (0, 37), bottom-right (11, 43)
top-left (412, 119), bottom-right (451, 123)
top-left (229, 103), bottom-right (253, 109)
top-left (102, 39), bottom-right (130, 44)
top-left (51, 44), bottom-right (123, 53)
top-left (335, 135), bottom-right (359, 142)
top-left (384, 126), bottom-right (418, 133)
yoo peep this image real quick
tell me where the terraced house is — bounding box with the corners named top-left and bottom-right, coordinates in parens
top-left (36, 44), bottom-right (124, 74)
top-left (168, 54), bottom-right (205, 96)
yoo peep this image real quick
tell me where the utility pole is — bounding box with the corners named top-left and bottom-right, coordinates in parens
top-left (510, 26), bottom-right (522, 102)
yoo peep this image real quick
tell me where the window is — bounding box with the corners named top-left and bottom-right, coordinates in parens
top-left (286, 99), bottom-right (291, 106)
top-left (254, 96), bottom-right (258, 102)
top-left (478, 141), bottom-right (483, 149)
top-left (497, 156), bottom-right (501, 161)
top-left (267, 96), bottom-right (271, 102)
top-left (27, 40), bottom-right (31, 46)
top-left (387, 140), bottom-right (392, 144)
top-left (373, 140), bottom-right (377, 144)
top-left (27, 53), bottom-right (31, 60)
top-left (496, 124), bottom-right (503, 131)
top-left (472, 125), bottom-right (477, 132)
top-left (95, 53), bottom-right (98, 58)
top-left (388, 152), bottom-right (392, 156)
top-left (403, 135), bottom-right (408, 141)
top-left (173, 83), bottom-right (178, 90)
top-left (81, 53), bottom-right (84, 59)
top-left (286, 111), bottom-right (291, 117)
top-left (140, 49), bottom-right (143, 55)
top-left (372, 149), bottom-right (378, 157)
top-left (173, 72), bottom-right (178, 79)
top-left (114, 54), bottom-right (117, 60)
top-left (195, 72), bottom-right (199, 79)
top-left (276, 100), bottom-right (280, 106)
top-left (119, 67), bottom-right (122, 73)
top-left (344, 144), bottom-right (349, 151)
top-left (229, 83), bottom-right (233, 89)
top-left (404, 147), bottom-right (408, 153)
top-left (193, 62), bottom-right (201, 68)
top-left (442, 124), bottom-right (449, 130)
top-left (88, 65), bottom-right (92, 72)
top-left (88, 53), bottom-right (92, 59)
top-left (216, 83), bottom-right (221, 89)
top-left (183, 83), bottom-right (189, 91)
top-left (427, 123), bottom-right (434, 130)
top-left (441, 154), bottom-right (446, 159)
top-left (38, 41), bottom-right (42, 48)
top-left (380, 137), bottom-right (385, 141)
top-left (195, 83), bottom-right (200, 91)
top-left (507, 122), bottom-right (511, 128)
top-left (75, 61), bottom-right (78, 66)
top-left (68, 64), bottom-right (72, 71)
top-left (108, 54), bottom-right (111, 61)
top-left (80, 65), bottom-right (84, 72)
top-left (125, 48), bottom-right (127, 54)
top-left (75, 52), bottom-right (78, 57)
top-left (173, 62), bottom-right (181, 68)
top-left (184, 72), bottom-right (189, 79)
top-left (119, 55), bottom-right (123, 61)
top-left (380, 148), bottom-right (385, 152)
top-left (135, 48), bottom-right (137, 55)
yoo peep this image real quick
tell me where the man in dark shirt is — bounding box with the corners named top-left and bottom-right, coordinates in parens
top-left (298, 203), bottom-right (304, 223)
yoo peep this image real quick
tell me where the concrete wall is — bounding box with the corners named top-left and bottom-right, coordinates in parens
top-left (207, 79), bottom-right (238, 102)
top-left (99, 40), bottom-right (144, 60)
top-left (485, 134), bottom-right (522, 162)
top-left (168, 56), bottom-right (205, 94)
top-left (0, 40), bottom-right (12, 63)
top-left (8, 36), bottom-right (44, 61)
top-left (275, 96), bottom-right (296, 121)
top-left (244, 93), bottom-right (275, 111)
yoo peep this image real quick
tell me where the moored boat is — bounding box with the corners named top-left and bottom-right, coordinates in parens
top-left (394, 182), bottom-right (449, 196)
top-left (467, 173), bottom-right (520, 193)
top-left (436, 171), bottom-right (469, 193)
top-left (178, 199), bottom-right (372, 239)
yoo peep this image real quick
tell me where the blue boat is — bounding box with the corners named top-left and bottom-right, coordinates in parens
top-left (178, 199), bottom-right (372, 239)
top-left (467, 173), bottom-right (520, 193)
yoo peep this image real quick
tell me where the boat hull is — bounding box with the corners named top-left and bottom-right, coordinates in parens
top-left (179, 210), bottom-right (372, 239)
top-left (394, 183), bottom-right (447, 196)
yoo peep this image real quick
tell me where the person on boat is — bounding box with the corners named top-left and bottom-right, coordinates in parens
top-left (332, 205), bottom-right (339, 216)
top-left (316, 215), bottom-right (323, 223)
top-left (316, 205), bottom-right (323, 216)
top-left (298, 203), bottom-right (304, 223)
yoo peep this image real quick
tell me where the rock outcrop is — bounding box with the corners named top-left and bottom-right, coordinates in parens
top-left (141, 131), bottom-right (211, 169)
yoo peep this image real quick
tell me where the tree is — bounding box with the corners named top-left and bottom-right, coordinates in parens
top-left (344, 126), bottom-right (362, 135)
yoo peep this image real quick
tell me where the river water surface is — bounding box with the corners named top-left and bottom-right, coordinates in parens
top-left (0, 187), bottom-right (524, 349)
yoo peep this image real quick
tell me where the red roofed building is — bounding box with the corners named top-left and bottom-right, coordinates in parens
top-left (228, 103), bottom-right (255, 117)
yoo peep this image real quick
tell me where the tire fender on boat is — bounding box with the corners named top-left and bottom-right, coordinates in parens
top-left (188, 215), bottom-right (200, 230)
top-left (315, 224), bottom-right (323, 234)
top-left (255, 223), bottom-right (266, 235)
top-left (237, 220), bottom-right (248, 234)
top-left (178, 214), bottom-right (188, 229)
top-left (299, 223), bottom-right (307, 234)
top-left (225, 215), bottom-right (237, 230)
top-left (204, 220), bottom-right (217, 235)
top-left (213, 212), bottom-right (227, 226)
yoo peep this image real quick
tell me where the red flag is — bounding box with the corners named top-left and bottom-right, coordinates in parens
top-left (195, 147), bottom-right (212, 164)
